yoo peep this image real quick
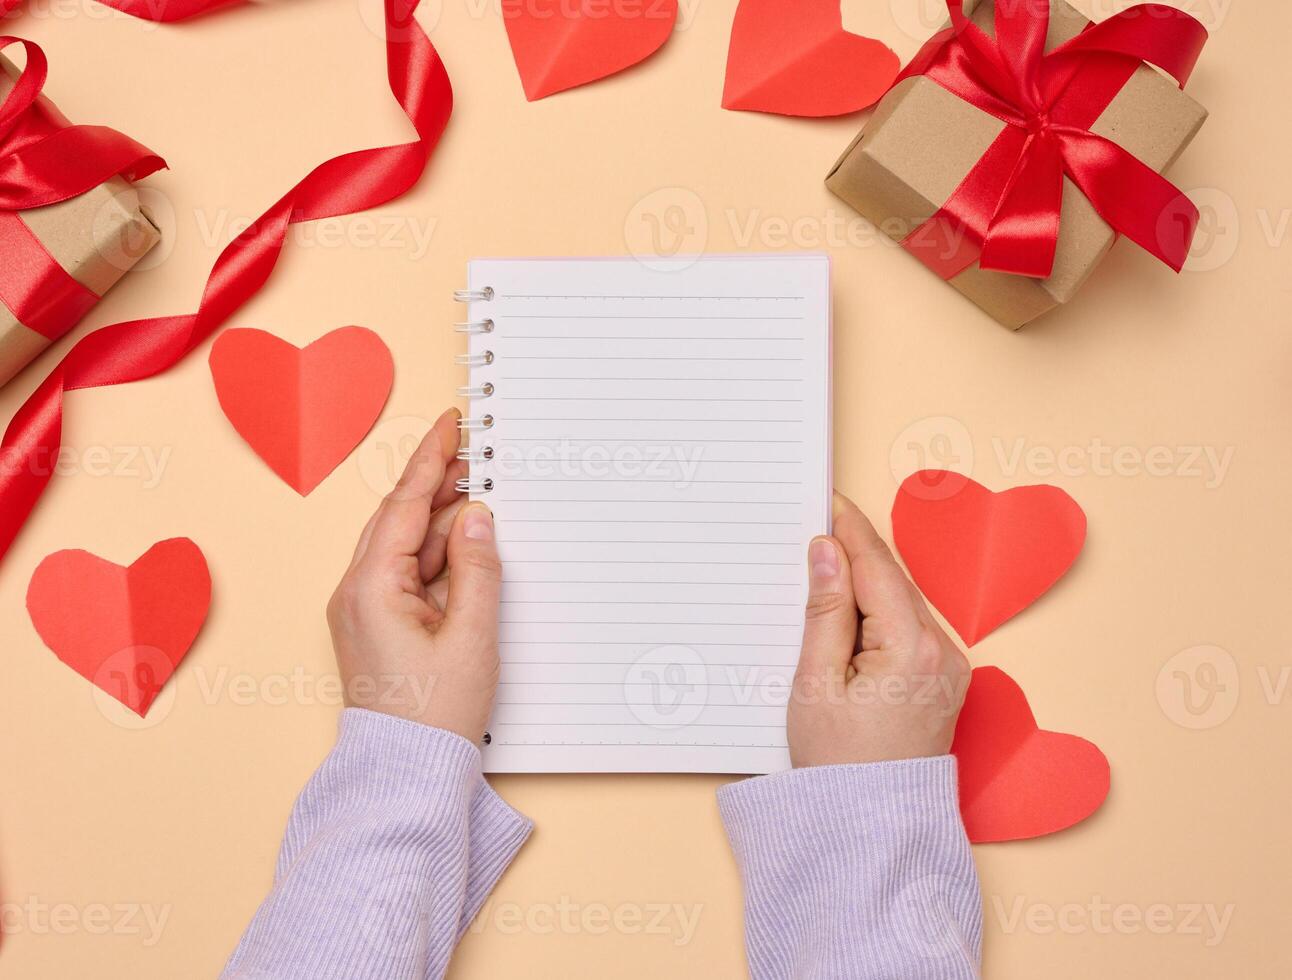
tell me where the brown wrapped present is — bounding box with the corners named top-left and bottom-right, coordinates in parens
top-left (0, 52), bottom-right (160, 386)
top-left (826, 0), bottom-right (1207, 329)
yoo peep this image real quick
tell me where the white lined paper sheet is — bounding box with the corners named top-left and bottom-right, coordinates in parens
top-left (463, 255), bottom-right (831, 773)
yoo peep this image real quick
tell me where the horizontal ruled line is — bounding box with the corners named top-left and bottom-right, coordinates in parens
top-left (488, 722), bottom-right (785, 729)
top-left (504, 519), bottom-right (802, 525)
top-left (499, 397), bottom-right (804, 403)
top-left (500, 599), bottom-right (798, 606)
top-left (499, 438), bottom-right (805, 445)
top-left (501, 376), bottom-right (804, 383)
top-left (488, 742), bottom-right (785, 748)
top-left (504, 419), bottom-right (804, 425)
top-left (496, 499), bottom-right (801, 505)
top-left (504, 580), bottom-right (798, 586)
top-left (500, 661), bottom-right (795, 667)
top-left (506, 478), bottom-right (801, 485)
top-left (502, 314), bottom-right (804, 320)
top-left (499, 621), bottom-right (796, 627)
top-left (502, 561), bottom-right (800, 566)
top-left (503, 541), bottom-right (797, 547)
top-left (506, 356), bottom-right (804, 361)
top-left (498, 642), bottom-right (800, 648)
top-left (498, 294), bottom-right (805, 301)
top-left (501, 335), bottom-right (804, 341)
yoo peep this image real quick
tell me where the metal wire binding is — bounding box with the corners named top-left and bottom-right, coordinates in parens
top-left (454, 351), bottom-right (494, 367)
top-left (456, 383), bottom-right (494, 399)
top-left (455, 477), bottom-right (494, 493)
top-left (457, 446), bottom-right (495, 462)
top-left (453, 287), bottom-right (494, 302)
top-left (453, 319), bottom-right (494, 334)
top-left (457, 414), bottom-right (494, 431)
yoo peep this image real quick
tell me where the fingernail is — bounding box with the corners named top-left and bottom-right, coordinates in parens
top-left (464, 504), bottom-right (494, 541)
top-left (809, 538), bottom-right (838, 583)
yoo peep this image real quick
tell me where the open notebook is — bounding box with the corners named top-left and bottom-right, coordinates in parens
top-left (455, 255), bottom-right (831, 773)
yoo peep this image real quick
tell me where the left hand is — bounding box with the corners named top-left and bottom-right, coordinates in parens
top-left (326, 407), bottom-right (503, 743)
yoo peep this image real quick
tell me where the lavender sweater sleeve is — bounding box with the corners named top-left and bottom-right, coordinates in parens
top-left (224, 712), bottom-right (979, 980)
top-left (222, 709), bottom-right (532, 980)
top-left (718, 757), bottom-right (983, 979)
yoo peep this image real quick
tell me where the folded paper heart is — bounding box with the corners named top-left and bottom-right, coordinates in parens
top-left (502, 0), bottom-right (677, 101)
top-left (209, 326), bottom-right (394, 496)
top-left (891, 470), bottom-right (1086, 646)
top-left (723, 0), bottom-right (899, 116)
top-left (26, 538), bottom-right (211, 717)
top-left (953, 666), bottom-right (1110, 842)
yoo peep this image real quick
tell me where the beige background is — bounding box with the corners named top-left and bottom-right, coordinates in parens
top-left (0, 0), bottom-right (1286, 976)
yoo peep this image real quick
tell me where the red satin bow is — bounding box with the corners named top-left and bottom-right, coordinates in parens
top-left (0, 35), bottom-right (165, 339)
top-left (0, 0), bottom-right (453, 561)
top-left (898, 0), bottom-right (1207, 280)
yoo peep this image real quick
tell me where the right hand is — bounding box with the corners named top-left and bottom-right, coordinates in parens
top-left (788, 492), bottom-right (971, 768)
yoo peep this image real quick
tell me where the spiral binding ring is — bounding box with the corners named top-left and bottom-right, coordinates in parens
top-left (457, 446), bottom-right (495, 462)
top-left (456, 477), bottom-right (494, 493)
top-left (457, 382), bottom-right (494, 399)
top-left (457, 414), bottom-right (494, 431)
top-left (454, 319), bottom-right (494, 334)
top-left (453, 287), bottom-right (494, 302)
top-left (454, 351), bottom-right (494, 367)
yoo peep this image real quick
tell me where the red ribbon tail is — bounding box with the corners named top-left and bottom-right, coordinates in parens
top-left (1060, 128), bottom-right (1197, 273)
top-left (0, 368), bottom-right (63, 557)
top-left (978, 131), bottom-right (1064, 279)
top-left (0, 0), bottom-right (452, 562)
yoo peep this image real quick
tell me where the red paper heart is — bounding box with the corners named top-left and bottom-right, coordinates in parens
top-left (502, 0), bottom-right (678, 101)
top-left (722, 0), bottom-right (899, 116)
top-left (209, 326), bottom-right (393, 496)
top-left (891, 470), bottom-right (1086, 646)
top-left (953, 666), bottom-right (1110, 843)
top-left (26, 538), bottom-right (211, 717)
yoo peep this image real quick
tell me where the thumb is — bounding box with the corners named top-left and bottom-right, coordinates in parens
top-left (796, 536), bottom-right (858, 684)
top-left (443, 502), bottom-right (502, 652)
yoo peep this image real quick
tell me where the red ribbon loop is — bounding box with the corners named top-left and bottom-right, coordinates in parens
top-left (0, 36), bottom-right (166, 209)
top-left (0, 0), bottom-right (453, 562)
top-left (0, 34), bottom-right (167, 343)
top-left (900, 1), bottom-right (1207, 280)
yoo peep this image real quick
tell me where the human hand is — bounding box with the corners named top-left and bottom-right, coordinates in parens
top-left (788, 492), bottom-right (971, 768)
top-left (326, 407), bottom-right (501, 743)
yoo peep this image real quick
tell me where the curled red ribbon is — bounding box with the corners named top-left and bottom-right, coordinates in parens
top-left (897, 0), bottom-right (1207, 280)
top-left (0, 0), bottom-right (453, 561)
top-left (0, 34), bottom-right (165, 339)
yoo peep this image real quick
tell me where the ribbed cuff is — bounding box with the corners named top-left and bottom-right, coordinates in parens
top-left (459, 782), bottom-right (534, 937)
top-left (717, 756), bottom-right (981, 979)
top-left (330, 709), bottom-right (484, 821)
top-left (718, 755), bottom-right (962, 841)
top-left (336, 708), bottom-right (533, 934)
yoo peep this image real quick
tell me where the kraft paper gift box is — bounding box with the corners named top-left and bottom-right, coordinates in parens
top-left (825, 0), bottom-right (1207, 329)
top-left (0, 55), bottom-right (160, 387)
